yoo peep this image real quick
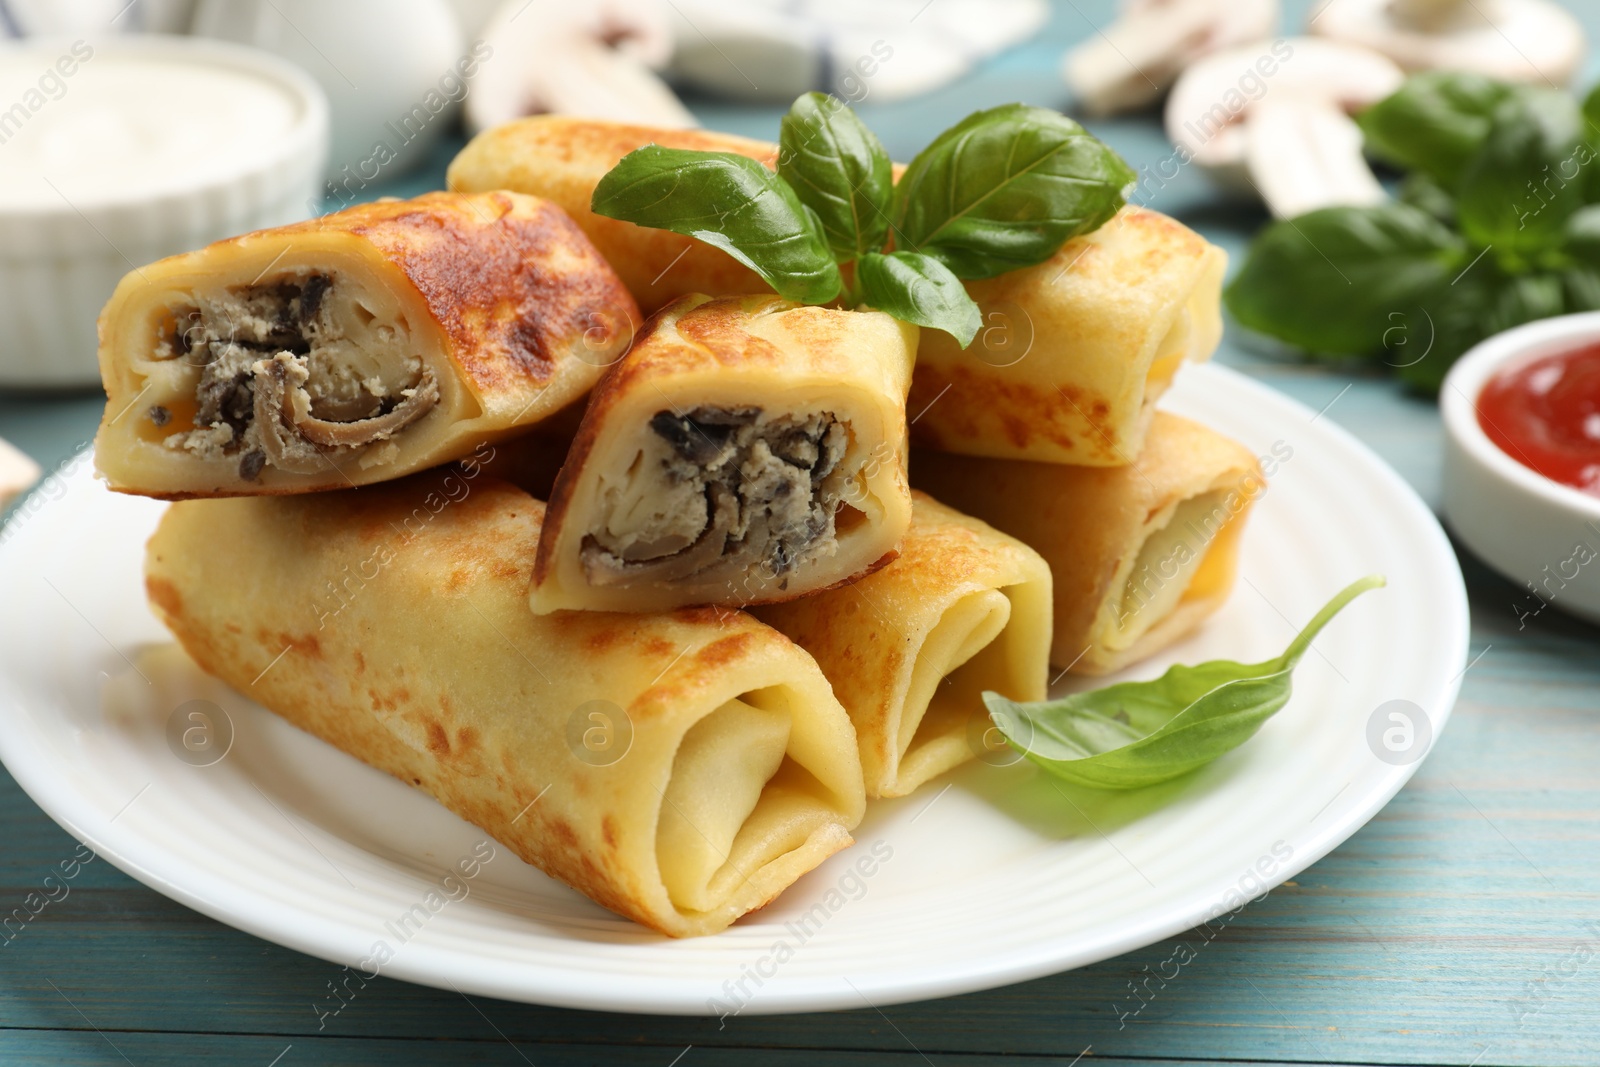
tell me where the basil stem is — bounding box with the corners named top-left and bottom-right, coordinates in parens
top-left (983, 576), bottom-right (1386, 790)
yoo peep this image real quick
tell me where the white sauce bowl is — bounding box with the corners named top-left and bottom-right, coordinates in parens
top-left (0, 36), bottom-right (328, 388)
top-left (1441, 312), bottom-right (1600, 627)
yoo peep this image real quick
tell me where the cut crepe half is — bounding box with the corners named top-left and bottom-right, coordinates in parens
top-left (907, 206), bottom-right (1226, 467)
top-left (913, 413), bottom-right (1263, 675)
top-left (757, 492), bottom-right (1052, 798)
top-left (449, 116), bottom-right (781, 314)
top-left (95, 192), bottom-right (638, 499)
top-left (144, 471), bottom-right (865, 938)
top-left (531, 293), bottom-right (917, 614)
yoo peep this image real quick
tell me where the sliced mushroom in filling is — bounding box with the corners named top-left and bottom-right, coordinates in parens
top-left (154, 272), bottom-right (438, 480)
top-left (581, 406), bottom-right (854, 594)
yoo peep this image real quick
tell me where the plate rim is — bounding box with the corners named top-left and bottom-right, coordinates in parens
top-left (0, 362), bottom-right (1470, 1015)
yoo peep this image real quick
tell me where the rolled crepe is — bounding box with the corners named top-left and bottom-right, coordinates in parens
top-left (756, 492), bottom-right (1052, 798)
top-left (530, 293), bottom-right (917, 614)
top-left (144, 471), bottom-right (866, 938)
top-left (912, 413), bottom-right (1262, 675)
top-left (95, 191), bottom-right (638, 499)
top-left (449, 117), bottom-right (778, 314)
top-left (908, 206), bottom-right (1225, 467)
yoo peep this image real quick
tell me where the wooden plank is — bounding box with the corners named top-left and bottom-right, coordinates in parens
top-left (0, 1031), bottom-right (1375, 1067)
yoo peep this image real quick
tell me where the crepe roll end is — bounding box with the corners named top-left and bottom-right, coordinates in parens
top-left (758, 492), bottom-right (1053, 798)
top-left (531, 294), bottom-right (917, 614)
top-left (913, 413), bottom-right (1263, 678)
top-left (908, 206), bottom-right (1226, 467)
top-left (143, 474), bottom-right (864, 938)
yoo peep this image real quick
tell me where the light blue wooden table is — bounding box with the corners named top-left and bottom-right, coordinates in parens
top-left (3, 2), bottom-right (1599, 1063)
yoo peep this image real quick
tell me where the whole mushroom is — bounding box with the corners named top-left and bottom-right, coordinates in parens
top-left (1311, 0), bottom-right (1585, 86)
top-left (464, 0), bottom-right (694, 135)
top-left (1063, 0), bottom-right (1280, 115)
top-left (1165, 37), bottom-right (1405, 218)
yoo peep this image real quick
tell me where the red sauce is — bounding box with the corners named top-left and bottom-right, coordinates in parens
top-left (1477, 342), bottom-right (1600, 498)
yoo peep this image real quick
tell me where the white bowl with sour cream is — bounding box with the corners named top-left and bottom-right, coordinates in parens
top-left (0, 35), bottom-right (328, 387)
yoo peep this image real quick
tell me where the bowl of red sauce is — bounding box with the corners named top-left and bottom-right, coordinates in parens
top-left (1442, 312), bottom-right (1600, 627)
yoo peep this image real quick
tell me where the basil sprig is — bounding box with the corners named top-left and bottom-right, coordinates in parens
top-left (591, 93), bottom-right (1133, 346)
top-left (1357, 71), bottom-right (1512, 190)
top-left (983, 576), bottom-right (1384, 790)
top-left (1228, 72), bottom-right (1600, 393)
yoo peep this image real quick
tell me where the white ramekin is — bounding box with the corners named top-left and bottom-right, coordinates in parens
top-left (1441, 312), bottom-right (1600, 626)
top-left (0, 36), bottom-right (329, 389)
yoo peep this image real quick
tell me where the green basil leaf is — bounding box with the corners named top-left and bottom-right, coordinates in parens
top-left (591, 145), bottom-right (843, 304)
top-left (983, 576), bottom-right (1385, 790)
top-left (1582, 84), bottom-right (1600, 202)
top-left (856, 251), bottom-right (982, 346)
top-left (777, 92), bottom-right (892, 262)
top-left (1562, 203), bottom-right (1600, 265)
top-left (1457, 88), bottom-right (1586, 254)
top-left (1396, 265), bottom-right (1566, 392)
top-left (893, 103), bottom-right (1135, 280)
top-left (1358, 72), bottom-right (1512, 189)
top-left (1563, 267), bottom-right (1600, 312)
top-left (1398, 172), bottom-right (1456, 227)
top-left (1224, 204), bottom-right (1464, 356)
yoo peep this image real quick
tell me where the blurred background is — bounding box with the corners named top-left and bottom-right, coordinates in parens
top-left (4, 1), bottom-right (1600, 1063)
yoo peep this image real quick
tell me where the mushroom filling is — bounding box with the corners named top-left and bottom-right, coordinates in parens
top-left (156, 272), bottom-right (438, 480)
top-left (581, 406), bottom-right (853, 591)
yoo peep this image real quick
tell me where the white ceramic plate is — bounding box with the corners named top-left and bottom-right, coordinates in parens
top-left (0, 363), bottom-right (1468, 1016)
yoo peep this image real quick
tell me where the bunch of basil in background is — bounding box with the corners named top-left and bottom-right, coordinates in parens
top-left (1226, 72), bottom-right (1600, 392)
top-left (590, 92), bottom-right (1135, 347)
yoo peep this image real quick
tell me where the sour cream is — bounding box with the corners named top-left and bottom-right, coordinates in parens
top-left (0, 40), bottom-right (309, 211)
top-left (0, 37), bottom-right (326, 386)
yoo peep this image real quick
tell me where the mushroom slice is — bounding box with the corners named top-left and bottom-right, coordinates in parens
top-left (1312, 0), bottom-right (1585, 87)
top-left (1063, 0), bottom-right (1280, 115)
top-left (251, 352), bottom-right (441, 477)
top-left (1166, 37), bottom-right (1403, 213)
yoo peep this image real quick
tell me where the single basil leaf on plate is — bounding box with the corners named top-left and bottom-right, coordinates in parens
top-left (1357, 72), bottom-right (1512, 189)
top-left (592, 145), bottom-right (843, 304)
top-left (1457, 87), bottom-right (1586, 254)
top-left (777, 92), bottom-right (893, 261)
top-left (983, 576), bottom-right (1386, 790)
top-left (893, 103), bottom-right (1135, 280)
top-left (1224, 203), bottom-right (1464, 356)
top-left (856, 251), bottom-right (982, 346)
